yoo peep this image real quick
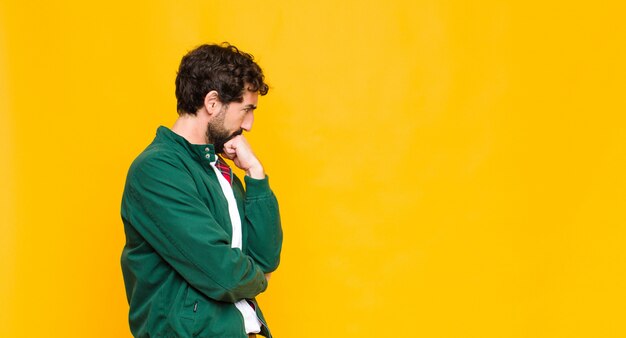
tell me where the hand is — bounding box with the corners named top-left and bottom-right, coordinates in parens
top-left (222, 135), bottom-right (265, 179)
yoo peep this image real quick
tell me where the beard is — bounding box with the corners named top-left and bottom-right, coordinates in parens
top-left (205, 107), bottom-right (243, 153)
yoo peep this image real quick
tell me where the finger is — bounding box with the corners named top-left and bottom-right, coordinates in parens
top-left (224, 143), bottom-right (236, 152)
top-left (225, 135), bottom-right (243, 146)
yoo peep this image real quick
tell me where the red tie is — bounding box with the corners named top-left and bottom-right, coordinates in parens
top-left (215, 156), bottom-right (233, 185)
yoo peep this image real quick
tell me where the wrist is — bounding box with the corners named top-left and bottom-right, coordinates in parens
top-left (246, 163), bottom-right (265, 179)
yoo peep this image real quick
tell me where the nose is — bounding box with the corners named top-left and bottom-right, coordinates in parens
top-left (241, 112), bottom-right (254, 132)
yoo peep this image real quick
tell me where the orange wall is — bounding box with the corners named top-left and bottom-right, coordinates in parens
top-left (1, 1), bottom-right (625, 337)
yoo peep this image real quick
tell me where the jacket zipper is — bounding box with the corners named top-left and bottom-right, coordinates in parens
top-left (251, 300), bottom-right (271, 338)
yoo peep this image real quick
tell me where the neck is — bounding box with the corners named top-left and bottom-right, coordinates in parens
top-left (171, 112), bottom-right (208, 145)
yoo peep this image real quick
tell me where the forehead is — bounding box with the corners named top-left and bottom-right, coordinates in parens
top-left (241, 90), bottom-right (259, 105)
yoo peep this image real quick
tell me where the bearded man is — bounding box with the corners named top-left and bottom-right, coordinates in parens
top-left (120, 43), bottom-right (283, 338)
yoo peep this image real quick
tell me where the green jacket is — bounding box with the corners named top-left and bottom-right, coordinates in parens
top-left (121, 126), bottom-right (282, 337)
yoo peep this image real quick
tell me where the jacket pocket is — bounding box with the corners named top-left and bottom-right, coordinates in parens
top-left (175, 284), bottom-right (198, 337)
top-left (180, 284), bottom-right (199, 319)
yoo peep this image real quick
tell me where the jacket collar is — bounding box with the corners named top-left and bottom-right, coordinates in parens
top-left (156, 126), bottom-right (217, 165)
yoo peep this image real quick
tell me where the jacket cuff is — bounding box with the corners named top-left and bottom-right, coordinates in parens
top-left (244, 175), bottom-right (272, 198)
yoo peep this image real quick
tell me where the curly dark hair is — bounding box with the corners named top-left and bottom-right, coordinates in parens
top-left (175, 43), bottom-right (269, 115)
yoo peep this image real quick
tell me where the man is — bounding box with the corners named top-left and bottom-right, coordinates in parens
top-left (121, 43), bottom-right (283, 338)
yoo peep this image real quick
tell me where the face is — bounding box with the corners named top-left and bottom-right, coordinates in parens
top-left (206, 90), bottom-right (258, 153)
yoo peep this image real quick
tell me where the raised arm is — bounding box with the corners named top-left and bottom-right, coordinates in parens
top-left (223, 135), bottom-right (283, 273)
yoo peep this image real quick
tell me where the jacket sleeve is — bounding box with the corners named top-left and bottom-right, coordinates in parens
top-left (238, 175), bottom-right (283, 273)
top-left (123, 153), bottom-right (268, 303)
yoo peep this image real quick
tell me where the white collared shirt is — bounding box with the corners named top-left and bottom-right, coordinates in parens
top-left (209, 158), bottom-right (262, 334)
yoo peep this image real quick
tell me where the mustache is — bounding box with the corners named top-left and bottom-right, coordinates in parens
top-left (226, 129), bottom-right (244, 141)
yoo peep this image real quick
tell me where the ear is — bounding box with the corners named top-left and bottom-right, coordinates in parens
top-left (203, 90), bottom-right (221, 116)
